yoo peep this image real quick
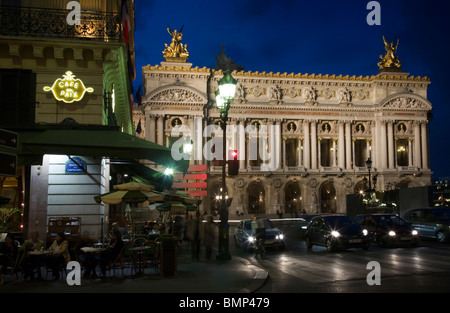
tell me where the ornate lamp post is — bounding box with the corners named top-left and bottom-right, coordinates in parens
top-left (215, 72), bottom-right (237, 261)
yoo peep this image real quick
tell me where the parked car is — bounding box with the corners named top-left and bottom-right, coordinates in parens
top-left (298, 214), bottom-right (319, 237)
top-left (234, 218), bottom-right (285, 251)
top-left (403, 208), bottom-right (450, 243)
top-left (305, 215), bottom-right (371, 252)
top-left (354, 214), bottom-right (419, 247)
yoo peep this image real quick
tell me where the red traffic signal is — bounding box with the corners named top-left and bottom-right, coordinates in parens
top-left (228, 150), bottom-right (239, 176)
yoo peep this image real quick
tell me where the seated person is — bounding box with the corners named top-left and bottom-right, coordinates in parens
top-left (0, 235), bottom-right (19, 285)
top-left (46, 233), bottom-right (70, 280)
top-left (19, 231), bottom-right (45, 280)
top-left (99, 230), bottom-right (124, 278)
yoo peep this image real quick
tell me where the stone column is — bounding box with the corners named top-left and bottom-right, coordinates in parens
top-left (147, 113), bottom-right (156, 143)
top-left (352, 139), bottom-right (356, 168)
top-left (303, 120), bottom-right (310, 169)
top-left (275, 119), bottom-right (282, 171)
top-left (338, 121), bottom-right (345, 169)
top-left (298, 138), bottom-right (303, 167)
top-left (282, 137), bottom-right (286, 169)
top-left (345, 121), bottom-right (352, 169)
top-left (387, 121), bottom-right (395, 169)
top-left (408, 138), bottom-right (413, 167)
top-left (317, 138), bottom-right (322, 167)
top-left (413, 121), bottom-right (422, 168)
top-left (194, 115), bottom-right (203, 164)
top-left (238, 118), bottom-right (246, 171)
top-left (366, 140), bottom-right (371, 160)
top-left (311, 120), bottom-right (317, 170)
top-left (156, 114), bottom-right (164, 146)
top-left (421, 121), bottom-right (429, 170)
top-left (380, 120), bottom-right (388, 169)
top-left (332, 139), bottom-right (337, 167)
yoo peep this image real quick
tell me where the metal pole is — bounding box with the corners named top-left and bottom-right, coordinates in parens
top-left (217, 107), bottom-right (231, 260)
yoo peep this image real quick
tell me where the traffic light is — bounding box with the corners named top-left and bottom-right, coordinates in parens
top-left (228, 150), bottom-right (239, 176)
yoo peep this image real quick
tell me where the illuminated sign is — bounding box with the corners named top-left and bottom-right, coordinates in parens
top-left (44, 71), bottom-right (94, 103)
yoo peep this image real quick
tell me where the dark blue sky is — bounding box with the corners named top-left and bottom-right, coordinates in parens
top-left (133, 0), bottom-right (450, 179)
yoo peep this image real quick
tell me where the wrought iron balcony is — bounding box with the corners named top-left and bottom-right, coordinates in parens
top-left (0, 6), bottom-right (122, 42)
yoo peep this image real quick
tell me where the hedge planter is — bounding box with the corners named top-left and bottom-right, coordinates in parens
top-left (160, 235), bottom-right (177, 277)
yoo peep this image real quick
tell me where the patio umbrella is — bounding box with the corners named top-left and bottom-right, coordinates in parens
top-left (162, 189), bottom-right (202, 205)
top-left (113, 181), bottom-right (154, 191)
top-left (94, 189), bottom-right (165, 205)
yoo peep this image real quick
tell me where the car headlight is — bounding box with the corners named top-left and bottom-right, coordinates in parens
top-left (276, 234), bottom-right (284, 240)
top-left (248, 236), bottom-right (255, 243)
top-left (412, 230), bottom-right (418, 236)
top-left (301, 226), bottom-right (307, 230)
top-left (331, 231), bottom-right (340, 238)
top-left (362, 229), bottom-right (368, 236)
top-left (388, 231), bottom-right (396, 237)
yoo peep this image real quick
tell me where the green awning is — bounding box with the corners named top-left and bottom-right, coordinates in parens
top-left (109, 158), bottom-right (174, 191)
top-left (0, 125), bottom-right (189, 173)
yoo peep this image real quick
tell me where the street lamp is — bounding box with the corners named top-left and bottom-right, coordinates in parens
top-left (215, 71), bottom-right (237, 261)
top-left (365, 157), bottom-right (374, 192)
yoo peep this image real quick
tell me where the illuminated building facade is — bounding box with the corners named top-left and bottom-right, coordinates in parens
top-left (136, 33), bottom-right (433, 216)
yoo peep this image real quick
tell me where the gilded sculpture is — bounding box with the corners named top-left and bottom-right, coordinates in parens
top-left (162, 25), bottom-right (189, 62)
top-left (377, 36), bottom-right (402, 72)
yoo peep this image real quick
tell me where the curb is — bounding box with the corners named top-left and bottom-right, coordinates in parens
top-left (235, 257), bottom-right (269, 293)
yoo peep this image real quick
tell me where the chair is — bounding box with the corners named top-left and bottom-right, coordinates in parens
top-left (45, 257), bottom-right (67, 280)
top-left (107, 245), bottom-right (125, 277)
top-left (109, 242), bottom-right (135, 277)
top-left (142, 240), bottom-right (159, 274)
top-left (133, 237), bottom-right (146, 247)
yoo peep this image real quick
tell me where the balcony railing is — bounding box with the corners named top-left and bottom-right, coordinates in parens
top-left (0, 6), bottom-right (122, 42)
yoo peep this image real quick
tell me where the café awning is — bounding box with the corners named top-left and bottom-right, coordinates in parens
top-left (1, 125), bottom-right (189, 174)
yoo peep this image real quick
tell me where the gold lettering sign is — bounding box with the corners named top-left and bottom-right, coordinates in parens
top-left (44, 71), bottom-right (94, 103)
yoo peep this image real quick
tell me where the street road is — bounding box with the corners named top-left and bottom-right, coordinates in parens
top-left (230, 220), bottom-right (450, 293)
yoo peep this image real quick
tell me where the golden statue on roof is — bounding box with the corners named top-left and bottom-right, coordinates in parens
top-left (163, 25), bottom-right (189, 63)
top-left (378, 36), bottom-right (402, 72)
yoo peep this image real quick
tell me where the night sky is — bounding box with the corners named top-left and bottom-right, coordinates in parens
top-left (132, 0), bottom-right (450, 179)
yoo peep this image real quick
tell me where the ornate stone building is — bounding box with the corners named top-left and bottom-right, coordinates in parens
top-left (137, 32), bottom-right (433, 216)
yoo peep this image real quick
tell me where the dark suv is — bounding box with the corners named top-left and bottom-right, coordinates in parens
top-left (403, 208), bottom-right (450, 243)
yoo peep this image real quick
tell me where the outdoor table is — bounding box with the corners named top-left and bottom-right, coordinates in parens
top-left (27, 250), bottom-right (52, 280)
top-left (130, 245), bottom-right (151, 277)
top-left (80, 247), bottom-right (106, 278)
top-left (81, 247), bottom-right (105, 253)
top-left (27, 250), bottom-right (52, 256)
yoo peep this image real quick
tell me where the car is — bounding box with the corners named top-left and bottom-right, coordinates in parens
top-left (298, 214), bottom-right (319, 237)
top-left (234, 218), bottom-right (285, 251)
top-left (305, 215), bottom-right (371, 252)
top-left (403, 208), bottom-right (450, 243)
top-left (354, 214), bottom-right (419, 247)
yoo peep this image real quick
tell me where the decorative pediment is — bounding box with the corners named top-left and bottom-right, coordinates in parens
top-left (381, 94), bottom-right (432, 111)
top-left (150, 88), bottom-right (204, 103)
top-left (143, 85), bottom-right (207, 108)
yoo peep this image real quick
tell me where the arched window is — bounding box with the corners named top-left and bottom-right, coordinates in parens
top-left (248, 183), bottom-right (265, 215)
top-left (285, 182), bottom-right (302, 214)
top-left (319, 182), bottom-right (337, 213)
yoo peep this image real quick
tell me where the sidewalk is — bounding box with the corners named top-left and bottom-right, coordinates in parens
top-left (0, 249), bottom-right (268, 293)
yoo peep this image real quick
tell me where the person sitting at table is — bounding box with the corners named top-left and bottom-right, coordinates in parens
top-left (99, 230), bottom-right (124, 278)
top-left (19, 231), bottom-right (45, 281)
top-left (0, 235), bottom-right (19, 285)
top-left (46, 233), bottom-right (70, 280)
